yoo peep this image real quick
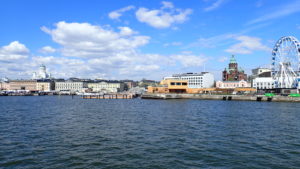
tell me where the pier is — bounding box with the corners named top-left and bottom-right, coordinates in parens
top-left (82, 94), bottom-right (136, 99)
top-left (141, 93), bottom-right (300, 102)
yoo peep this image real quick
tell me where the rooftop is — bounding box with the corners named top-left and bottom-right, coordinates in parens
top-left (173, 72), bottom-right (210, 77)
top-left (230, 55), bottom-right (237, 64)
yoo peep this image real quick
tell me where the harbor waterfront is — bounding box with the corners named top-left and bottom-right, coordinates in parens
top-left (141, 93), bottom-right (300, 102)
top-left (2, 1), bottom-right (300, 168)
top-left (0, 96), bottom-right (300, 168)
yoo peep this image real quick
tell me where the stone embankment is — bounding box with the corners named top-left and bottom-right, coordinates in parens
top-left (141, 93), bottom-right (300, 102)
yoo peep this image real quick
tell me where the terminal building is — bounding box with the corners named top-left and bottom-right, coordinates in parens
top-left (172, 72), bottom-right (215, 88)
top-left (147, 72), bottom-right (216, 94)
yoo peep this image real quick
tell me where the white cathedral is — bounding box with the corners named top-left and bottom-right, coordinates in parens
top-left (32, 65), bottom-right (51, 80)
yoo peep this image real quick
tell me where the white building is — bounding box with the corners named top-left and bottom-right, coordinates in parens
top-left (172, 72), bottom-right (215, 88)
top-left (32, 65), bottom-right (51, 79)
top-left (216, 80), bottom-right (250, 89)
top-left (88, 81), bottom-right (124, 93)
top-left (252, 77), bottom-right (300, 90)
top-left (55, 81), bottom-right (87, 92)
top-left (252, 77), bottom-right (274, 90)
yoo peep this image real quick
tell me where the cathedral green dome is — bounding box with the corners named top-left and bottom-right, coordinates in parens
top-left (230, 55), bottom-right (237, 64)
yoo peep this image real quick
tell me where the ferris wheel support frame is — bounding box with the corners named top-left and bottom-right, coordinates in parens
top-left (271, 36), bottom-right (300, 89)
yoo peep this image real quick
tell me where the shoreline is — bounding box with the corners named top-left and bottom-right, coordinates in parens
top-left (141, 93), bottom-right (300, 102)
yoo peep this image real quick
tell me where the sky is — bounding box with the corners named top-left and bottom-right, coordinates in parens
top-left (0, 0), bottom-right (300, 80)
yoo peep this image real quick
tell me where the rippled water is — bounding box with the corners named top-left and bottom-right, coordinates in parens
top-left (0, 96), bottom-right (300, 168)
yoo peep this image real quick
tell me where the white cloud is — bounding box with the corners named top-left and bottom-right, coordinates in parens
top-left (118, 26), bottom-right (136, 36)
top-left (108, 5), bottom-right (135, 20)
top-left (172, 54), bottom-right (207, 67)
top-left (39, 21), bottom-right (171, 79)
top-left (218, 56), bottom-right (228, 62)
top-left (204, 0), bottom-right (227, 12)
top-left (0, 41), bottom-right (29, 61)
top-left (247, 1), bottom-right (300, 25)
top-left (186, 33), bottom-right (236, 49)
top-left (0, 21), bottom-right (212, 80)
top-left (133, 64), bottom-right (160, 71)
top-left (225, 36), bottom-right (271, 54)
top-left (32, 56), bottom-right (84, 65)
top-left (161, 1), bottom-right (174, 9)
top-left (135, 1), bottom-right (192, 29)
top-left (41, 21), bottom-right (150, 58)
top-left (39, 46), bottom-right (56, 53)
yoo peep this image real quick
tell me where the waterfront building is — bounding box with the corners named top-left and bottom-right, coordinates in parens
top-left (138, 79), bottom-right (158, 88)
top-left (32, 65), bottom-right (51, 80)
top-left (216, 80), bottom-right (250, 89)
top-left (172, 72), bottom-right (215, 88)
top-left (9, 80), bottom-right (37, 91)
top-left (148, 79), bottom-right (188, 93)
top-left (0, 81), bottom-right (10, 90)
top-left (222, 55), bottom-right (247, 81)
top-left (252, 77), bottom-right (274, 90)
top-left (148, 78), bottom-right (217, 94)
top-left (36, 80), bottom-right (55, 92)
top-left (121, 80), bottom-right (137, 90)
top-left (148, 78), bottom-right (255, 94)
top-left (88, 81), bottom-right (124, 93)
top-left (251, 68), bottom-right (273, 90)
top-left (55, 81), bottom-right (88, 92)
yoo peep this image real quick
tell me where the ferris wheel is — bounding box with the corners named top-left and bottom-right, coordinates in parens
top-left (271, 36), bottom-right (300, 88)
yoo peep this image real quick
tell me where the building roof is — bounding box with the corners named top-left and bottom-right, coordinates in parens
top-left (173, 72), bottom-right (210, 77)
top-left (238, 67), bottom-right (244, 72)
top-left (230, 55), bottom-right (237, 64)
top-left (217, 80), bottom-right (247, 83)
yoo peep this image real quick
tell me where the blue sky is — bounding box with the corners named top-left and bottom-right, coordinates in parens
top-left (0, 0), bottom-right (300, 80)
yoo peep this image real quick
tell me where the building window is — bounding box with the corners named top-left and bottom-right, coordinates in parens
top-left (171, 82), bottom-right (175, 85)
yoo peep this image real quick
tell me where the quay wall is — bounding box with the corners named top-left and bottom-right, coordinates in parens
top-left (141, 93), bottom-right (300, 102)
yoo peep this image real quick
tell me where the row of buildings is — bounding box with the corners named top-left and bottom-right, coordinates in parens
top-left (0, 79), bottom-right (130, 93)
top-left (148, 72), bottom-right (216, 94)
top-left (0, 65), bottom-right (142, 93)
top-left (2, 55), bottom-right (299, 94)
top-left (148, 55), bottom-right (300, 94)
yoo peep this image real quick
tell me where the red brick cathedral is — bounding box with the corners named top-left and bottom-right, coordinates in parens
top-left (222, 55), bottom-right (247, 81)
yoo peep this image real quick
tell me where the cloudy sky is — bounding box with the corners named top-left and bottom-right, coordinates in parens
top-left (0, 0), bottom-right (300, 80)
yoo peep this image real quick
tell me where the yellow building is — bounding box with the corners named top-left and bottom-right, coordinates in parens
top-left (148, 79), bottom-right (188, 93)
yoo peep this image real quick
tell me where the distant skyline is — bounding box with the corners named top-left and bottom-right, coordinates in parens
top-left (0, 0), bottom-right (300, 80)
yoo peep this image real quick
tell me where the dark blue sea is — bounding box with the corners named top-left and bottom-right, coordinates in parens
top-left (0, 96), bottom-right (300, 168)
